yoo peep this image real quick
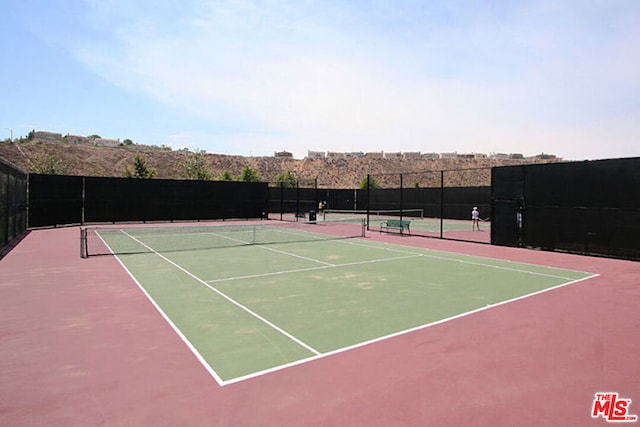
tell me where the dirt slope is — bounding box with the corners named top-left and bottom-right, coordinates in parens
top-left (0, 141), bottom-right (553, 188)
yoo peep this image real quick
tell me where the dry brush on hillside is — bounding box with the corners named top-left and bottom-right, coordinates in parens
top-left (0, 141), bottom-right (553, 189)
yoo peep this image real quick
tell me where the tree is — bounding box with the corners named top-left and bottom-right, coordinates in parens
top-left (123, 153), bottom-right (157, 178)
top-left (273, 170), bottom-right (297, 187)
top-left (239, 164), bottom-right (261, 182)
top-left (359, 175), bottom-right (381, 189)
top-left (29, 154), bottom-right (68, 174)
top-left (178, 150), bottom-right (213, 180)
top-left (218, 171), bottom-right (234, 181)
top-left (122, 139), bottom-right (134, 146)
top-left (87, 134), bottom-right (101, 140)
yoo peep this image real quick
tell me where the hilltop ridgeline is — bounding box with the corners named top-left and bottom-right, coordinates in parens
top-left (0, 140), bottom-right (555, 188)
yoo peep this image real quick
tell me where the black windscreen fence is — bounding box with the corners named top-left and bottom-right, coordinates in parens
top-left (491, 157), bottom-right (640, 260)
top-left (28, 174), bottom-right (84, 227)
top-left (84, 177), bottom-right (268, 223)
top-left (28, 175), bottom-right (269, 227)
top-left (268, 179), bottom-right (318, 221)
top-left (22, 158), bottom-right (640, 261)
top-left (0, 158), bottom-right (27, 254)
top-left (317, 188), bottom-right (357, 211)
top-left (362, 168), bottom-right (492, 243)
top-left (491, 166), bottom-right (525, 247)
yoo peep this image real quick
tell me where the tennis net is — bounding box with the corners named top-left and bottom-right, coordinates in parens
top-left (80, 219), bottom-right (366, 258)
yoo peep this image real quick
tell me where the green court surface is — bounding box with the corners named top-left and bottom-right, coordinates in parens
top-left (96, 223), bottom-right (592, 385)
top-left (322, 211), bottom-right (486, 233)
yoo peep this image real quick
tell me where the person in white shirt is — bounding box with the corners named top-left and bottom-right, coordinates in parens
top-left (471, 206), bottom-right (480, 231)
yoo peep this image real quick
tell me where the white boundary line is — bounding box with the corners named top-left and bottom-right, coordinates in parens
top-left (95, 231), bottom-right (226, 386)
top-left (205, 254), bottom-right (422, 284)
top-left (221, 272), bottom-right (600, 386)
top-left (334, 233), bottom-right (596, 275)
top-left (121, 230), bottom-right (322, 357)
top-left (340, 239), bottom-right (594, 279)
top-left (98, 229), bottom-right (600, 387)
top-left (208, 230), bottom-right (336, 266)
top-left (207, 229), bottom-right (590, 281)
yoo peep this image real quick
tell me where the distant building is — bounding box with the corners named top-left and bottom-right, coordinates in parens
top-left (532, 153), bottom-right (557, 160)
top-left (307, 150), bottom-right (326, 159)
top-left (299, 148), bottom-right (534, 162)
top-left (64, 134), bottom-right (90, 145)
top-left (33, 131), bottom-right (62, 143)
top-left (345, 152), bottom-right (365, 158)
top-left (274, 151), bottom-right (293, 158)
top-left (35, 130), bottom-right (120, 147)
top-left (327, 152), bottom-right (346, 159)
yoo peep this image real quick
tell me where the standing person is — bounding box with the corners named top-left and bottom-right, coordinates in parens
top-left (471, 206), bottom-right (480, 231)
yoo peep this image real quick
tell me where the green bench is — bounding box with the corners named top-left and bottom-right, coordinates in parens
top-left (380, 219), bottom-right (411, 235)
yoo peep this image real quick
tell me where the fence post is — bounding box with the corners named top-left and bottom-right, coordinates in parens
top-left (399, 173), bottom-right (404, 224)
top-left (440, 171), bottom-right (444, 239)
top-left (366, 174), bottom-right (371, 230)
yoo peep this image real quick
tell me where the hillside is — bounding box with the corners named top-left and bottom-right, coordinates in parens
top-left (0, 140), bottom-right (554, 188)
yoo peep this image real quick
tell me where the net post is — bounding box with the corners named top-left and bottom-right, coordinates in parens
top-left (80, 227), bottom-right (87, 259)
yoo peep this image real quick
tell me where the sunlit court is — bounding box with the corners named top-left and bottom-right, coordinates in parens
top-left (1, 156), bottom-right (638, 426)
top-left (84, 220), bottom-right (592, 384)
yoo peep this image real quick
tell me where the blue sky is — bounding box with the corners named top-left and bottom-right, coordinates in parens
top-left (1, 0), bottom-right (639, 160)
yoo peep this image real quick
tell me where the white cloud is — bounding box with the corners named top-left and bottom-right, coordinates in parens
top-left (70, 0), bottom-right (640, 159)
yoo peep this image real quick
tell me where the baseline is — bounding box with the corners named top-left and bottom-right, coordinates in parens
top-left (222, 273), bottom-right (599, 386)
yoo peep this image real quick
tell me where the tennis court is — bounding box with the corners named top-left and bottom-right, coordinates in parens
top-left (84, 220), bottom-right (591, 385)
top-left (320, 209), bottom-right (490, 239)
top-left (2, 223), bottom-right (639, 426)
top-left (3, 157), bottom-right (639, 425)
